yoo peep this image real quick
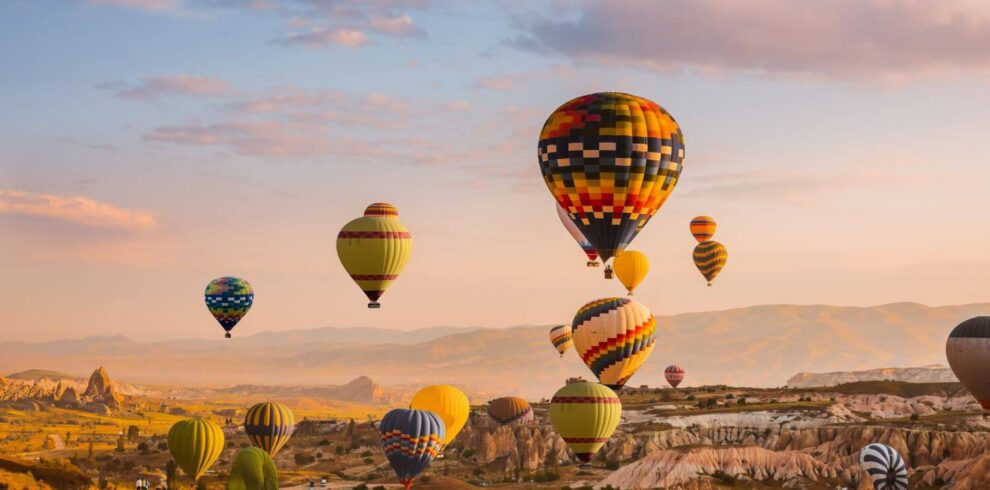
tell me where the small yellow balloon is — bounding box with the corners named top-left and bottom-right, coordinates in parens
top-left (409, 385), bottom-right (469, 447)
top-left (613, 250), bottom-right (649, 295)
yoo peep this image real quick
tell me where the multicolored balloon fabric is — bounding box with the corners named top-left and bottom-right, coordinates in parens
top-left (244, 401), bottom-right (295, 456)
top-left (337, 202), bottom-right (413, 308)
top-left (693, 241), bottom-right (728, 286)
top-left (205, 276), bottom-right (254, 338)
top-left (548, 382), bottom-right (621, 463)
top-left (539, 92), bottom-right (686, 263)
top-left (664, 365), bottom-right (685, 388)
top-left (859, 443), bottom-right (908, 490)
top-left (380, 408), bottom-right (444, 490)
top-left (571, 297), bottom-right (656, 389)
top-left (690, 216), bottom-right (717, 242)
top-left (549, 324), bottom-right (573, 357)
top-left (556, 202), bottom-right (599, 267)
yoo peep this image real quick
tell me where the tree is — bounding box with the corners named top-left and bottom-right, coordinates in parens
top-left (165, 459), bottom-right (178, 489)
top-left (87, 440), bottom-right (94, 460)
top-left (127, 425), bottom-right (140, 443)
top-left (65, 431), bottom-right (72, 446)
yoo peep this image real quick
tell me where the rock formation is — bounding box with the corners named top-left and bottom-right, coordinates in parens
top-left (0, 366), bottom-right (126, 413)
top-left (787, 364), bottom-right (958, 388)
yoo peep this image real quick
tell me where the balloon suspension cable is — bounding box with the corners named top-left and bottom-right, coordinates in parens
top-left (628, 292), bottom-right (633, 296)
top-left (368, 301), bottom-right (381, 309)
top-left (225, 332), bottom-right (231, 339)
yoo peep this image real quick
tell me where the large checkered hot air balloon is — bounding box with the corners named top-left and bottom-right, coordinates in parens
top-left (571, 297), bottom-right (656, 390)
top-left (244, 402), bottom-right (295, 456)
top-left (539, 92), bottom-right (685, 276)
top-left (204, 277), bottom-right (253, 338)
top-left (380, 409), bottom-right (444, 490)
top-left (556, 202), bottom-right (599, 267)
top-left (336, 203), bottom-right (412, 308)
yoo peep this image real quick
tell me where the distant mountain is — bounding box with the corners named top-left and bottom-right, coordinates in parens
top-left (6, 369), bottom-right (75, 381)
top-left (218, 376), bottom-right (395, 405)
top-left (786, 364), bottom-right (958, 388)
top-left (0, 302), bottom-right (984, 399)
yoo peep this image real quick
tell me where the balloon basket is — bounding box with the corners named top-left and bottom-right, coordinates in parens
top-left (224, 332), bottom-right (231, 339)
top-left (603, 266), bottom-right (614, 279)
top-left (587, 261), bottom-right (600, 268)
top-left (368, 302), bottom-right (381, 309)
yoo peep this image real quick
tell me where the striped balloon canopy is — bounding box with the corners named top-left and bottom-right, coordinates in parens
top-left (244, 402), bottom-right (295, 456)
top-left (689, 216), bottom-right (717, 242)
top-left (336, 202), bottom-right (413, 308)
top-left (204, 276), bottom-right (254, 338)
top-left (487, 397), bottom-right (534, 426)
top-left (946, 316), bottom-right (990, 410)
top-left (167, 418), bottom-right (224, 482)
top-left (227, 447), bottom-right (278, 490)
top-left (380, 409), bottom-right (445, 490)
top-left (859, 443), bottom-right (908, 490)
top-left (538, 92), bottom-right (685, 264)
top-left (548, 382), bottom-right (621, 463)
top-left (693, 241), bottom-right (728, 286)
top-left (572, 297), bottom-right (656, 389)
top-left (664, 365), bottom-right (685, 388)
top-left (549, 325), bottom-right (573, 357)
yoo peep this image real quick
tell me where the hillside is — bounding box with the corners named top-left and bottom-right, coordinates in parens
top-left (0, 302), bottom-right (984, 399)
top-left (787, 364), bottom-right (958, 388)
top-left (5, 369), bottom-right (75, 381)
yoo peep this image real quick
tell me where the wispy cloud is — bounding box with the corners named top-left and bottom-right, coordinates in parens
top-left (84, 0), bottom-right (179, 12)
top-left (0, 190), bottom-right (157, 230)
top-left (275, 28), bottom-right (371, 48)
top-left (510, 0), bottom-right (990, 83)
top-left (98, 75), bottom-right (232, 100)
top-left (265, 0), bottom-right (427, 47)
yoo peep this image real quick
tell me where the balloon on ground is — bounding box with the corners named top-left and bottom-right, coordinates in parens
top-left (409, 384), bottom-right (469, 447)
top-left (549, 324), bottom-right (573, 357)
top-left (613, 250), bottom-right (649, 295)
top-left (244, 401), bottom-right (295, 456)
top-left (946, 316), bottom-right (990, 410)
top-left (859, 443), bottom-right (908, 490)
top-left (548, 382), bottom-right (621, 463)
top-left (205, 277), bottom-right (254, 338)
top-left (227, 447), bottom-right (278, 490)
top-left (380, 408), bottom-right (445, 490)
top-left (167, 418), bottom-right (224, 482)
top-left (571, 297), bottom-right (657, 389)
top-left (487, 397), bottom-right (534, 426)
top-left (337, 202), bottom-right (413, 308)
top-left (538, 92), bottom-right (686, 265)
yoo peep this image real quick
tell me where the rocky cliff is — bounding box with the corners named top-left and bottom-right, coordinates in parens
top-left (0, 366), bottom-right (127, 413)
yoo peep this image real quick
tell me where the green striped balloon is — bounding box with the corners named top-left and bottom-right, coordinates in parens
top-left (167, 418), bottom-right (224, 482)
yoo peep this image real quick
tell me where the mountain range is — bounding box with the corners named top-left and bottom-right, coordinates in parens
top-left (0, 302), bottom-right (985, 400)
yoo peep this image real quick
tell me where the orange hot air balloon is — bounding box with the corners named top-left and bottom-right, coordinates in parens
top-left (690, 216), bottom-right (716, 242)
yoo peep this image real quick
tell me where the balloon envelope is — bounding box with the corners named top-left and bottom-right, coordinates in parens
top-left (409, 385), bottom-right (469, 446)
top-left (690, 216), bottom-right (717, 242)
top-left (556, 202), bottom-right (599, 266)
top-left (205, 277), bottom-right (254, 338)
top-left (572, 297), bottom-right (656, 389)
top-left (168, 418), bottom-right (224, 482)
top-left (549, 325), bottom-right (573, 357)
top-left (337, 203), bottom-right (412, 308)
top-left (244, 401), bottom-right (295, 456)
top-left (946, 316), bottom-right (990, 410)
top-left (693, 241), bottom-right (728, 285)
top-left (538, 92), bottom-right (685, 263)
top-left (548, 382), bottom-right (621, 463)
top-left (664, 365), bottom-right (685, 388)
top-left (487, 397), bottom-right (534, 426)
top-left (613, 250), bottom-right (649, 295)
top-left (859, 443), bottom-right (908, 490)
top-left (380, 408), bottom-right (444, 490)
top-left (227, 447), bottom-right (278, 490)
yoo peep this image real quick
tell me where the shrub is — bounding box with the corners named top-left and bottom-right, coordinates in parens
top-left (910, 413), bottom-right (920, 421)
top-left (294, 452), bottom-right (316, 466)
top-left (361, 450), bottom-right (373, 457)
top-left (352, 484), bottom-right (368, 490)
top-left (363, 457), bottom-right (373, 464)
top-left (461, 448), bottom-right (475, 458)
top-left (604, 459), bottom-right (620, 470)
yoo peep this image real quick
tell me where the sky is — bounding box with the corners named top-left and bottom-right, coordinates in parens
top-left (3, 0), bottom-right (990, 342)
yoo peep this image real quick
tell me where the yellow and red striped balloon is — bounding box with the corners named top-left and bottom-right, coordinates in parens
top-left (548, 382), bottom-right (621, 463)
top-left (549, 325), bottom-right (573, 357)
top-left (337, 203), bottom-right (412, 308)
top-left (571, 297), bottom-right (656, 389)
top-left (689, 216), bottom-right (716, 242)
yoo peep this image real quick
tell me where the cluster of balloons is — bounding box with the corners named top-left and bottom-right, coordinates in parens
top-left (690, 216), bottom-right (728, 286)
top-left (202, 202), bottom-right (414, 338)
top-left (166, 401), bottom-right (295, 487)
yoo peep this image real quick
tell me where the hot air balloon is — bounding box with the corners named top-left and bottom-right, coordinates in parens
top-left (613, 250), bottom-right (649, 295)
top-left (487, 397), bottom-right (534, 426)
top-left (244, 402), bottom-right (295, 456)
top-left (859, 443), bottom-right (908, 490)
top-left (167, 418), bottom-right (224, 482)
top-left (409, 385), bottom-right (469, 448)
top-left (205, 277), bottom-right (254, 338)
top-left (538, 92), bottom-right (685, 270)
top-left (227, 447), bottom-right (278, 490)
top-left (548, 382), bottom-right (621, 463)
top-left (946, 316), bottom-right (990, 410)
top-left (556, 203), bottom-right (599, 267)
top-left (664, 365), bottom-right (685, 388)
top-left (693, 241), bottom-right (727, 286)
top-left (572, 297), bottom-right (656, 390)
top-left (337, 202), bottom-right (412, 308)
top-left (380, 408), bottom-right (444, 490)
top-left (549, 324), bottom-right (573, 357)
top-left (690, 216), bottom-right (716, 242)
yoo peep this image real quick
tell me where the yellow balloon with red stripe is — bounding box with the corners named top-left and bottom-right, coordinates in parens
top-left (571, 297), bottom-right (656, 389)
top-left (337, 203), bottom-right (412, 308)
top-left (548, 382), bottom-right (621, 463)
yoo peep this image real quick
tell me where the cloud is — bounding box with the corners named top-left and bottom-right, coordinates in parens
top-left (0, 190), bottom-right (157, 230)
top-left (510, 0), bottom-right (990, 83)
top-left (100, 75), bottom-right (233, 100)
top-left (85, 0), bottom-right (179, 11)
top-left (144, 121), bottom-right (335, 156)
top-left (261, 0), bottom-right (427, 47)
top-left (54, 137), bottom-right (118, 152)
top-left (276, 28), bottom-right (371, 48)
